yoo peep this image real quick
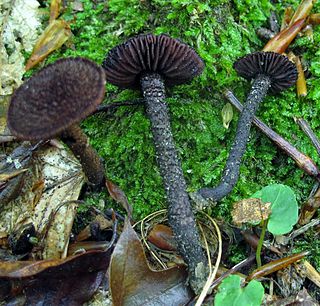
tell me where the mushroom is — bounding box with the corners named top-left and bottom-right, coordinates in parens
top-left (198, 51), bottom-right (298, 202)
top-left (7, 57), bottom-right (106, 188)
top-left (103, 34), bottom-right (207, 292)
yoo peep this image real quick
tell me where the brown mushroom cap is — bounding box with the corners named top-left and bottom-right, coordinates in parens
top-left (233, 51), bottom-right (298, 93)
top-left (8, 57), bottom-right (106, 140)
top-left (102, 34), bottom-right (204, 89)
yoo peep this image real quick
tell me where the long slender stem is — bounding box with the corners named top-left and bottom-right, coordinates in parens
top-left (198, 75), bottom-right (271, 202)
top-left (256, 219), bottom-right (268, 268)
top-left (226, 90), bottom-right (320, 179)
top-left (61, 124), bottom-right (105, 188)
top-left (140, 73), bottom-right (208, 293)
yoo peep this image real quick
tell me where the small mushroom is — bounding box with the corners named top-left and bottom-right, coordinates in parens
top-left (7, 57), bottom-right (106, 188)
top-left (198, 51), bottom-right (298, 201)
top-left (103, 34), bottom-right (207, 292)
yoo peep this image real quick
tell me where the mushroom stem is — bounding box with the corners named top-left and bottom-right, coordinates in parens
top-left (198, 74), bottom-right (271, 201)
top-left (61, 124), bottom-right (105, 188)
top-left (140, 73), bottom-right (208, 293)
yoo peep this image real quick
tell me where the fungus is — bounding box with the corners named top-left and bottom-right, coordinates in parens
top-left (8, 57), bottom-right (106, 188)
top-left (103, 34), bottom-right (207, 292)
top-left (198, 51), bottom-right (298, 202)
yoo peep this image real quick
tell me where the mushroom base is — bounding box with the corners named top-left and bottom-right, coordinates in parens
top-left (198, 74), bottom-right (271, 202)
top-left (61, 124), bottom-right (105, 189)
top-left (141, 73), bottom-right (208, 293)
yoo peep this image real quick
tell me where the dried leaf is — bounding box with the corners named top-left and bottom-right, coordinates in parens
top-left (281, 7), bottom-right (294, 30)
top-left (110, 219), bottom-right (193, 306)
top-left (106, 180), bottom-right (133, 219)
top-left (35, 145), bottom-right (85, 259)
top-left (49, 0), bottom-right (62, 23)
top-left (289, 0), bottom-right (315, 26)
top-left (25, 19), bottom-right (72, 71)
top-left (263, 19), bottom-right (305, 53)
top-left (0, 143), bottom-right (85, 260)
top-left (0, 142), bottom-right (33, 206)
top-left (246, 251), bottom-right (309, 281)
top-left (76, 214), bottom-right (113, 242)
top-left (232, 198), bottom-right (271, 226)
top-left (308, 13), bottom-right (320, 25)
top-left (294, 55), bottom-right (307, 97)
top-left (303, 260), bottom-right (320, 288)
top-left (0, 168), bottom-right (28, 181)
top-left (147, 224), bottom-right (176, 251)
top-left (299, 189), bottom-right (320, 225)
top-left (0, 247), bottom-right (114, 304)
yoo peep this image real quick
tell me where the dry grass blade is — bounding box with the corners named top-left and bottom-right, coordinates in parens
top-left (195, 212), bottom-right (222, 306)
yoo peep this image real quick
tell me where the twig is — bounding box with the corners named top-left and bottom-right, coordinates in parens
top-left (210, 254), bottom-right (256, 290)
top-left (92, 99), bottom-right (144, 115)
top-left (281, 218), bottom-right (320, 245)
top-left (294, 117), bottom-right (320, 156)
top-left (225, 90), bottom-right (320, 180)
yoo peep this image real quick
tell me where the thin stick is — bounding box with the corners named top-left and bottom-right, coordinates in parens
top-left (92, 99), bottom-right (144, 115)
top-left (294, 117), bottom-right (320, 156)
top-left (225, 90), bottom-right (320, 180)
top-left (210, 254), bottom-right (256, 290)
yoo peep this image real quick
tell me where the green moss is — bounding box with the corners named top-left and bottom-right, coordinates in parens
top-left (40, 0), bottom-right (320, 221)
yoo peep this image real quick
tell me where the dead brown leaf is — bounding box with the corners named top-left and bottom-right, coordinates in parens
top-left (232, 198), bottom-right (271, 226)
top-left (0, 247), bottom-right (114, 304)
top-left (147, 224), bottom-right (176, 251)
top-left (106, 180), bottom-right (133, 220)
top-left (25, 19), bottom-right (72, 71)
top-left (110, 219), bottom-right (193, 306)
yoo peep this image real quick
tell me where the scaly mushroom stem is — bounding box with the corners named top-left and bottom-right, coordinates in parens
top-left (61, 124), bottom-right (105, 188)
top-left (141, 73), bottom-right (208, 293)
top-left (198, 74), bottom-right (271, 201)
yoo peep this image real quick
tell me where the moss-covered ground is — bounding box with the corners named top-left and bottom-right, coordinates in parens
top-left (43, 0), bottom-right (320, 249)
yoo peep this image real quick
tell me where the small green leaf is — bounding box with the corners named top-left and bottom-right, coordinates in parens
top-left (251, 184), bottom-right (298, 235)
top-left (214, 275), bottom-right (264, 306)
top-left (221, 103), bottom-right (233, 129)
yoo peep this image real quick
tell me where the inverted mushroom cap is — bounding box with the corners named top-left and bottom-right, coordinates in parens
top-left (102, 33), bottom-right (204, 89)
top-left (233, 51), bottom-right (298, 93)
top-left (8, 57), bottom-right (106, 140)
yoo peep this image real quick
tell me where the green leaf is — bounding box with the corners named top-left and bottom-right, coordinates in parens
top-left (214, 275), bottom-right (264, 306)
top-left (251, 184), bottom-right (298, 235)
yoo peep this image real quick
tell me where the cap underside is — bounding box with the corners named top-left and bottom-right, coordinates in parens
top-left (233, 51), bottom-right (298, 93)
top-left (103, 34), bottom-right (204, 88)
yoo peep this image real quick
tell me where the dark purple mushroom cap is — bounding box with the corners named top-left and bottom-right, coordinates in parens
top-left (102, 34), bottom-right (204, 89)
top-left (233, 51), bottom-right (298, 94)
top-left (8, 57), bottom-right (106, 140)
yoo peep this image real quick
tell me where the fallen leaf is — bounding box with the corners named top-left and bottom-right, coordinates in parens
top-left (0, 142), bottom-right (34, 206)
top-left (25, 19), bottom-right (72, 71)
top-left (76, 214), bottom-right (113, 242)
top-left (231, 198), bottom-right (271, 226)
top-left (49, 0), bottom-right (62, 23)
top-left (106, 180), bottom-right (133, 220)
top-left (110, 219), bottom-right (193, 306)
top-left (147, 224), bottom-right (176, 251)
top-left (263, 19), bottom-right (305, 53)
top-left (246, 251), bottom-right (309, 282)
top-left (0, 246), bottom-right (114, 304)
top-left (0, 143), bottom-right (85, 260)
